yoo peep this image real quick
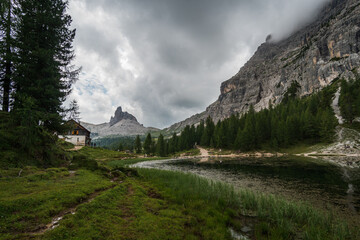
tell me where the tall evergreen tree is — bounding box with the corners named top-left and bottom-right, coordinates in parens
top-left (156, 134), bottom-right (166, 157)
top-left (67, 99), bottom-right (80, 122)
top-left (134, 135), bottom-right (142, 154)
top-left (201, 116), bottom-right (214, 146)
top-left (143, 133), bottom-right (152, 155)
top-left (318, 108), bottom-right (337, 142)
top-left (13, 0), bottom-right (80, 132)
top-left (0, 0), bottom-right (14, 112)
top-left (339, 79), bottom-right (359, 124)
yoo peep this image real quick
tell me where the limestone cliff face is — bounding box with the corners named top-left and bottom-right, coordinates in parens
top-left (165, 0), bottom-right (360, 133)
top-left (109, 106), bottom-right (137, 126)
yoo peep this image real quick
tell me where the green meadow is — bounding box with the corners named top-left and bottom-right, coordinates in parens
top-left (0, 147), bottom-right (359, 239)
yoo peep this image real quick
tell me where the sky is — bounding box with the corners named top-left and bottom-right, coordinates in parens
top-left (67, 0), bottom-right (329, 128)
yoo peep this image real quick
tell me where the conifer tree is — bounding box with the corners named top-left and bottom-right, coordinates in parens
top-left (0, 0), bottom-right (14, 112)
top-left (196, 120), bottom-right (204, 144)
top-left (318, 108), bottom-right (337, 142)
top-left (168, 132), bottom-right (178, 154)
top-left (234, 128), bottom-right (242, 150)
top-left (135, 135), bottom-right (142, 154)
top-left (339, 79), bottom-right (358, 124)
top-left (201, 116), bottom-right (214, 146)
top-left (156, 134), bottom-right (166, 157)
top-left (143, 133), bottom-right (152, 155)
top-left (67, 99), bottom-right (80, 122)
top-left (13, 0), bottom-right (80, 132)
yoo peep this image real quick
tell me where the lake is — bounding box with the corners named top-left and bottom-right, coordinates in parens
top-left (132, 156), bottom-right (360, 223)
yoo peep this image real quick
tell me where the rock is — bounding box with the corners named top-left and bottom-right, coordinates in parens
top-left (81, 106), bottom-right (159, 138)
top-left (165, 0), bottom-right (360, 132)
top-left (109, 106), bottom-right (137, 126)
top-left (241, 226), bottom-right (252, 233)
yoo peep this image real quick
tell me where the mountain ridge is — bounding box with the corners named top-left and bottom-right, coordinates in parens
top-left (164, 0), bottom-right (360, 133)
top-left (81, 106), bottom-right (158, 138)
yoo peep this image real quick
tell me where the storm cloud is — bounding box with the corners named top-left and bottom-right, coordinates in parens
top-left (68, 0), bottom-right (329, 128)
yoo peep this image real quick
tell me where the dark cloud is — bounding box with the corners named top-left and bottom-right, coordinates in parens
top-left (68, 0), bottom-right (329, 128)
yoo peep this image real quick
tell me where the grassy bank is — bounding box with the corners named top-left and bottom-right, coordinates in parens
top-left (0, 167), bottom-right (114, 239)
top-left (41, 177), bottom-right (232, 240)
top-left (138, 168), bottom-right (358, 240)
top-left (1, 147), bottom-right (359, 239)
top-left (76, 146), bottom-right (135, 160)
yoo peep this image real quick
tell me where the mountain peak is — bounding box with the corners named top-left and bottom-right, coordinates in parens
top-left (109, 106), bottom-right (137, 126)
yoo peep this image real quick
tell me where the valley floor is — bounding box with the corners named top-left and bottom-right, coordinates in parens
top-left (1, 147), bottom-right (359, 239)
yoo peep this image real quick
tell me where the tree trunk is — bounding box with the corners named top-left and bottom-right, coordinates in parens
top-left (2, 1), bottom-right (11, 112)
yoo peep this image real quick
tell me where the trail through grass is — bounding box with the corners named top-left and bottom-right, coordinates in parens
top-left (1, 148), bottom-right (359, 239)
top-left (0, 167), bottom-right (113, 239)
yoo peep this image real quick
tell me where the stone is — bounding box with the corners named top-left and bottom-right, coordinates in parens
top-left (241, 226), bottom-right (252, 233)
top-left (81, 106), bottom-right (159, 138)
top-left (109, 106), bottom-right (137, 126)
top-left (165, 0), bottom-right (360, 133)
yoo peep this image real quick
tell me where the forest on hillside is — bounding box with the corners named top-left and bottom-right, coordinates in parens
top-left (129, 77), bottom-right (360, 157)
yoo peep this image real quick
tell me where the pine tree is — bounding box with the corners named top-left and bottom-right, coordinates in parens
top-left (283, 81), bottom-right (300, 104)
top-left (135, 135), bottom-right (142, 154)
top-left (241, 105), bottom-right (257, 150)
top-left (0, 0), bottom-right (14, 112)
top-left (168, 132), bottom-right (178, 154)
top-left (67, 99), bottom-right (80, 122)
top-left (319, 108), bottom-right (337, 143)
top-left (234, 128), bottom-right (242, 150)
top-left (143, 133), bottom-right (152, 155)
top-left (13, 0), bottom-right (80, 132)
top-left (339, 78), bottom-right (360, 124)
top-left (195, 120), bottom-right (204, 144)
top-left (156, 134), bottom-right (166, 157)
top-left (201, 116), bottom-right (214, 146)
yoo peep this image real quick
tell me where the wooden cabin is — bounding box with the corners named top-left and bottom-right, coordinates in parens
top-left (60, 120), bottom-right (91, 146)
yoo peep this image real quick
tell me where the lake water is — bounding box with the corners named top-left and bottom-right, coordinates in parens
top-left (132, 156), bottom-right (360, 222)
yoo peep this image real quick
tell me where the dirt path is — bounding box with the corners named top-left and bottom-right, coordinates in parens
top-left (198, 146), bottom-right (209, 157)
top-left (28, 179), bottom-right (120, 236)
top-left (197, 146), bottom-right (210, 162)
top-left (68, 145), bottom-right (84, 151)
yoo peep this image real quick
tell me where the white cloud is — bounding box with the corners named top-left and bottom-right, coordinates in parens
top-left (67, 0), bottom-right (329, 128)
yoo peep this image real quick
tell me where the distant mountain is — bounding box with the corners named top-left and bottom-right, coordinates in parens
top-left (109, 106), bottom-right (137, 126)
top-left (164, 0), bottom-right (360, 133)
top-left (81, 106), bottom-right (158, 138)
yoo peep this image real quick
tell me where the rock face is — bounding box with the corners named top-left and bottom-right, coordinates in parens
top-left (165, 0), bottom-right (360, 133)
top-left (109, 106), bottom-right (137, 126)
top-left (81, 107), bottom-right (158, 138)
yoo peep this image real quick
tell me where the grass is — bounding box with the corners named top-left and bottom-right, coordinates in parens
top-left (138, 168), bottom-right (359, 240)
top-left (1, 145), bottom-right (359, 239)
top-left (76, 146), bottom-right (136, 161)
top-left (0, 167), bottom-right (114, 239)
top-left (276, 142), bottom-right (329, 154)
top-left (172, 148), bottom-right (200, 157)
top-left (41, 177), bottom-right (233, 240)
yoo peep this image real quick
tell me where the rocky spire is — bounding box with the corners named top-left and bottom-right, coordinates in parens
top-left (109, 106), bottom-right (138, 126)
